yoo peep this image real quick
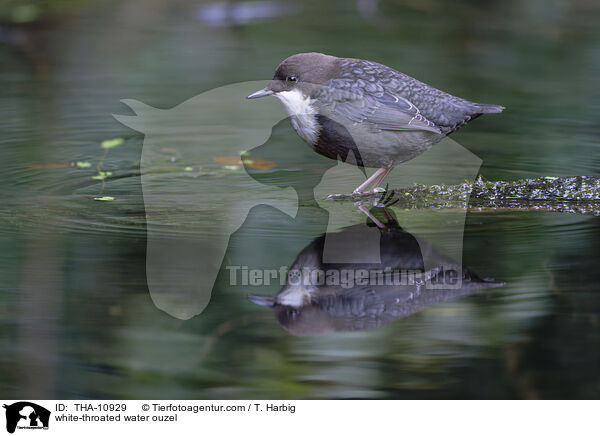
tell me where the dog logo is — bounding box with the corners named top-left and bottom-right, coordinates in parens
top-left (3, 402), bottom-right (50, 434)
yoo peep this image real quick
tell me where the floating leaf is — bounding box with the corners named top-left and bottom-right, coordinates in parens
top-left (213, 156), bottom-right (275, 171)
top-left (184, 167), bottom-right (194, 172)
top-left (213, 157), bottom-right (241, 165)
top-left (100, 138), bottom-right (125, 149)
top-left (76, 161), bottom-right (92, 168)
top-left (92, 171), bottom-right (113, 180)
top-left (223, 165), bottom-right (240, 171)
top-left (244, 158), bottom-right (275, 170)
top-left (28, 162), bottom-right (71, 169)
top-left (93, 196), bottom-right (115, 201)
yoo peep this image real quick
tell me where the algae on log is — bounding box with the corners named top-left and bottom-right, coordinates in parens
top-left (333, 176), bottom-right (600, 215)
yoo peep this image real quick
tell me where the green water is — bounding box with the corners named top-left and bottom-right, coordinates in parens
top-left (1, 0), bottom-right (599, 399)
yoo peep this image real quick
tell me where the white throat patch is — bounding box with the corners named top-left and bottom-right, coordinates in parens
top-left (275, 89), bottom-right (320, 145)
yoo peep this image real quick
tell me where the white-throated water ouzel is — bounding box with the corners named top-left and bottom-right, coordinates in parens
top-left (248, 52), bottom-right (504, 194)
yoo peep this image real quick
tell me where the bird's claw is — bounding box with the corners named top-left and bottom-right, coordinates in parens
top-left (328, 186), bottom-right (397, 204)
top-left (327, 193), bottom-right (352, 200)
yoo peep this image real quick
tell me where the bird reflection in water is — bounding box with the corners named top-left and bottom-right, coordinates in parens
top-left (248, 205), bottom-right (504, 336)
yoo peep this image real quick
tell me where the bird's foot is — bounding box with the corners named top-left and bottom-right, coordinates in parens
top-left (355, 186), bottom-right (399, 208)
top-left (364, 186), bottom-right (386, 194)
top-left (327, 187), bottom-right (387, 200)
top-left (352, 187), bottom-right (385, 196)
top-left (327, 190), bottom-right (373, 199)
top-left (327, 193), bottom-right (354, 200)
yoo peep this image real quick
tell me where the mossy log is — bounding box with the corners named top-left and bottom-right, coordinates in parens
top-left (334, 176), bottom-right (600, 215)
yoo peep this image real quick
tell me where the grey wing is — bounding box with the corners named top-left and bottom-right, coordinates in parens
top-left (316, 79), bottom-right (442, 134)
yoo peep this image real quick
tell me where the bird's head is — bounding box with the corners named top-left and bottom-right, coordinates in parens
top-left (247, 52), bottom-right (338, 100)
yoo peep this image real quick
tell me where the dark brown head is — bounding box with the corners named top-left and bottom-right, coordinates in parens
top-left (247, 52), bottom-right (340, 99)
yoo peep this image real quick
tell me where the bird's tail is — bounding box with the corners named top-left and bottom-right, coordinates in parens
top-left (473, 103), bottom-right (505, 114)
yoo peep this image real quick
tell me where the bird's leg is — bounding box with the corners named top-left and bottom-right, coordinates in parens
top-left (328, 166), bottom-right (393, 199)
top-left (357, 204), bottom-right (386, 229)
top-left (364, 166), bottom-right (393, 194)
top-left (352, 167), bottom-right (386, 194)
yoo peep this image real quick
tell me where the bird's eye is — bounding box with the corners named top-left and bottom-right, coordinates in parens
top-left (286, 76), bottom-right (298, 83)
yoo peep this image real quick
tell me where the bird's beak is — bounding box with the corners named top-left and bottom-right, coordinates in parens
top-left (246, 87), bottom-right (274, 99)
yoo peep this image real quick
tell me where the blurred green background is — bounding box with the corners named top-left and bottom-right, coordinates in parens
top-left (1, 0), bottom-right (599, 399)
